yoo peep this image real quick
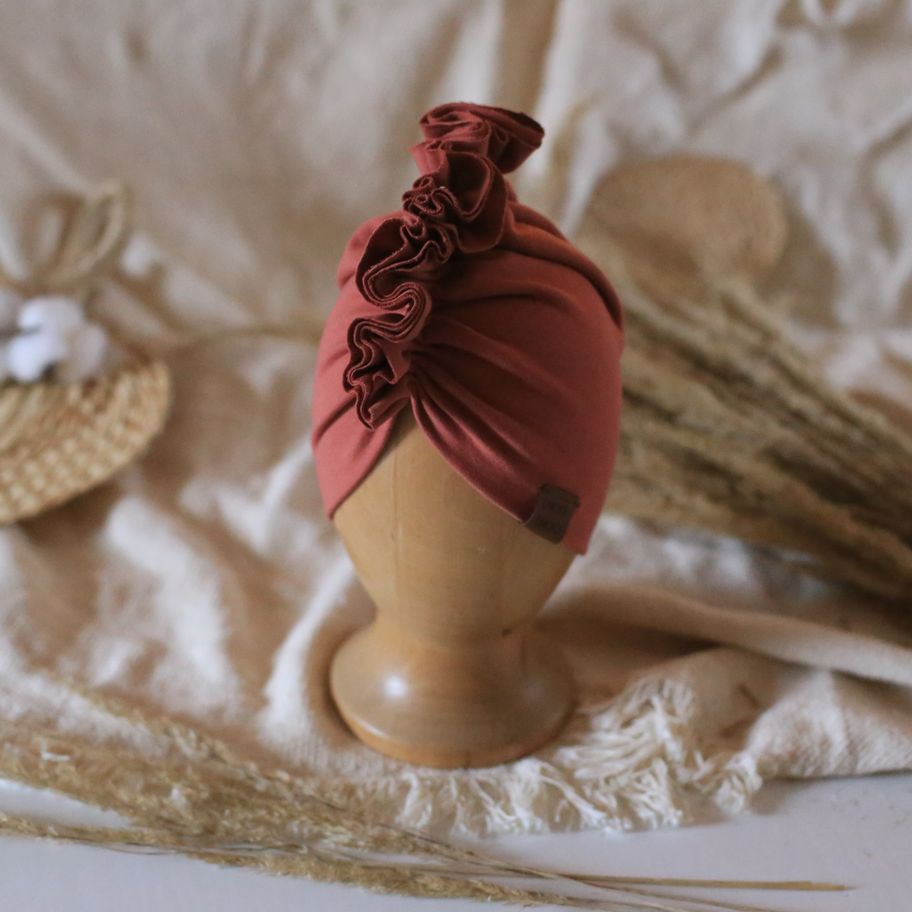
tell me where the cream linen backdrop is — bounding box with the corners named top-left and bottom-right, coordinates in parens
top-left (1, 0), bottom-right (912, 836)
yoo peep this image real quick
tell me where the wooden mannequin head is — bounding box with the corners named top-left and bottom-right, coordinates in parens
top-left (330, 409), bottom-right (576, 768)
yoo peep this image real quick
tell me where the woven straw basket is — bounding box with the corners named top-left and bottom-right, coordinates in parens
top-left (0, 358), bottom-right (171, 525)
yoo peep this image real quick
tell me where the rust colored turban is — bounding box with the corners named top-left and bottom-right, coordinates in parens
top-left (312, 103), bottom-right (623, 552)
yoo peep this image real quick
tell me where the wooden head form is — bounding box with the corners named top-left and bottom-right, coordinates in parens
top-left (331, 410), bottom-right (576, 768)
top-left (315, 106), bottom-right (623, 768)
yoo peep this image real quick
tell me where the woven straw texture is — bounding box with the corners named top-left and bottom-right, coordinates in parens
top-left (0, 359), bottom-right (170, 525)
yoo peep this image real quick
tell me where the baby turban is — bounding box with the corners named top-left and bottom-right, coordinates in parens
top-left (312, 103), bottom-right (623, 553)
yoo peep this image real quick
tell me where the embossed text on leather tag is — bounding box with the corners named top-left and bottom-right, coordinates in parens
top-left (523, 484), bottom-right (580, 543)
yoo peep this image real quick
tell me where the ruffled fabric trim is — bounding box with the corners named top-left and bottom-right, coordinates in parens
top-left (343, 104), bottom-right (544, 430)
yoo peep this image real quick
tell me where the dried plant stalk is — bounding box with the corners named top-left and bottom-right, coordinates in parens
top-left (0, 687), bottom-right (844, 911)
top-left (593, 249), bottom-right (912, 601)
top-left (563, 151), bottom-right (912, 603)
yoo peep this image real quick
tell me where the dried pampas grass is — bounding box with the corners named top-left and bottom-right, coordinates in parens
top-left (576, 156), bottom-right (912, 602)
top-left (0, 688), bottom-right (844, 911)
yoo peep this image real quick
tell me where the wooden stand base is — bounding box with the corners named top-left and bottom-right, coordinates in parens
top-left (330, 621), bottom-right (574, 768)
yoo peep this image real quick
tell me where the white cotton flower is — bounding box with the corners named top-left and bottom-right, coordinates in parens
top-left (0, 291), bottom-right (111, 384)
top-left (6, 330), bottom-right (69, 382)
top-left (17, 295), bottom-right (85, 335)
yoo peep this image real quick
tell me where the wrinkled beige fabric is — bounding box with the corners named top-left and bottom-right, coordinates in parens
top-left (1, 0), bottom-right (911, 836)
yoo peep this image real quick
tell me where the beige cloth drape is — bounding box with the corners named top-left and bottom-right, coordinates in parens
top-left (1, 0), bottom-right (912, 836)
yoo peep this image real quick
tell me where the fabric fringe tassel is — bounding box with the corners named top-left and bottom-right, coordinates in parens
top-left (324, 674), bottom-right (760, 838)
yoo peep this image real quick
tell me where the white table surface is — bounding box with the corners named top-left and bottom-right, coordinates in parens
top-left (1, 772), bottom-right (910, 912)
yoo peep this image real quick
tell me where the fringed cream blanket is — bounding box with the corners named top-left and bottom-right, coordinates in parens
top-left (1, 0), bottom-right (912, 838)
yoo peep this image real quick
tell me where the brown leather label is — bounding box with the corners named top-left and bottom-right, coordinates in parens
top-left (523, 484), bottom-right (580, 543)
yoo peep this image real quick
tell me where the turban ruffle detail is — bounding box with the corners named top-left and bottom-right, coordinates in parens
top-left (312, 103), bottom-right (623, 553)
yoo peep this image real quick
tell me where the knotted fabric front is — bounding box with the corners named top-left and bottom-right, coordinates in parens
top-left (312, 103), bottom-right (623, 553)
